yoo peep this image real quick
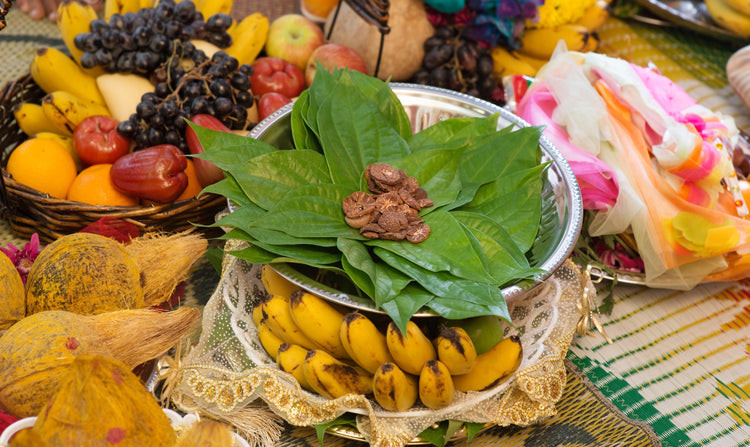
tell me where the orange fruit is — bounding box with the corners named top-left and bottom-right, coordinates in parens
top-left (301, 0), bottom-right (340, 20)
top-left (67, 164), bottom-right (139, 207)
top-left (176, 158), bottom-right (203, 201)
top-left (6, 138), bottom-right (78, 199)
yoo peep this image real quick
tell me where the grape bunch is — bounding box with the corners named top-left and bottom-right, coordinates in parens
top-left (116, 48), bottom-right (254, 152)
top-left (410, 26), bottom-right (502, 105)
top-left (73, 0), bottom-right (233, 75)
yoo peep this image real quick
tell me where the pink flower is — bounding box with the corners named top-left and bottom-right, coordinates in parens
top-left (594, 240), bottom-right (645, 273)
top-left (0, 233), bottom-right (42, 284)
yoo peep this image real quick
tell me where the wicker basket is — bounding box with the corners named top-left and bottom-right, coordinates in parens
top-left (0, 74), bottom-right (229, 243)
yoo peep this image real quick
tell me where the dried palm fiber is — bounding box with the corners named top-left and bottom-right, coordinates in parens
top-left (0, 306), bottom-right (201, 418)
top-left (175, 419), bottom-right (237, 447)
top-left (123, 230), bottom-right (208, 307)
top-left (0, 252), bottom-right (24, 329)
top-left (32, 354), bottom-right (176, 446)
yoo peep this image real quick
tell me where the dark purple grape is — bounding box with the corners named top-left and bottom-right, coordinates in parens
top-left (206, 13), bottom-right (232, 32)
top-left (117, 119), bottom-right (137, 138)
top-left (423, 36), bottom-right (444, 52)
top-left (79, 51), bottom-right (98, 69)
top-left (477, 54), bottom-right (494, 77)
top-left (235, 90), bottom-right (254, 107)
top-left (457, 45), bottom-right (476, 72)
top-left (214, 96), bottom-right (233, 116)
top-left (230, 72), bottom-right (250, 90)
top-left (101, 29), bottom-right (120, 49)
top-left (137, 100), bottom-right (157, 118)
top-left (89, 18), bottom-right (109, 35)
top-left (423, 44), bottom-right (453, 70)
top-left (209, 78), bottom-right (231, 97)
top-left (430, 66), bottom-right (450, 88)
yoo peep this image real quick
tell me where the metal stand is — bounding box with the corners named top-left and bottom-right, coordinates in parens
top-left (326, 0), bottom-right (391, 77)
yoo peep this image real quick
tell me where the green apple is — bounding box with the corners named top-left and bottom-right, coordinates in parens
top-left (450, 315), bottom-right (506, 355)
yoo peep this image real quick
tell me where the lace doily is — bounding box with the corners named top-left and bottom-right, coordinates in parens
top-left (165, 243), bottom-right (586, 447)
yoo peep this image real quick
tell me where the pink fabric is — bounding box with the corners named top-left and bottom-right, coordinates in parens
top-left (518, 85), bottom-right (619, 210)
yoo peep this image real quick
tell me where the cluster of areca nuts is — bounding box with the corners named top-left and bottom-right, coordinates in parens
top-left (342, 163), bottom-right (433, 243)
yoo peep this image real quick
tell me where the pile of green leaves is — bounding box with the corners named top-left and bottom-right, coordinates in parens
top-left (191, 67), bottom-right (548, 332)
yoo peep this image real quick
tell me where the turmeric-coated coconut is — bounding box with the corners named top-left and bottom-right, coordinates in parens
top-left (25, 232), bottom-right (144, 315)
top-left (0, 253), bottom-right (25, 330)
top-left (174, 419), bottom-right (236, 447)
top-left (0, 307), bottom-right (200, 418)
top-left (32, 354), bottom-right (176, 447)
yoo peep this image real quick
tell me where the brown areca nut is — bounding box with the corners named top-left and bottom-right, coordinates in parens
top-left (375, 191), bottom-right (403, 213)
top-left (343, 191), bottom-right (376, 218)
top-left (378, 211), bottom-right (409, 232)
top-left (406, 224), bottom-right (431, 243)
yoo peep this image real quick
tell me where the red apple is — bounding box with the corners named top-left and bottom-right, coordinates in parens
top-left (251, 57), bottom-right (306, 98)
top-left (305, 43), bottom-right (369, 87)
top-left (265, 14), bottom-right (325, 71)
top-left (258, 92), bottom-right (293, 121)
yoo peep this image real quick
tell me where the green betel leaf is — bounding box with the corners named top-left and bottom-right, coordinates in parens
top-left (228, 149), bottom-right (331, 210)
top-left (253, 184), bottom-right (359, 239)
top-left (407, 114), bottom-right (501, 152)
top-left (186, 122), bottom-right (277, 169)
top-left (202, 175), bottom-right (252, 208)
top-left (396, 148), bottom-right (463, 209)
top-left (338, 238), bottom-right (412, 305)
top-left (367, 209), bottom-right (495, 284)
top-left (381, 284), bottom-right (435, 334)
top-left (290, 90), bottom-right (321, 153)
top-left (456, 164), bottom-right (547, 252)
top-left (459, 124), bottom-right (541, 186)
top-left (312, 71), bottom-right (411, 189)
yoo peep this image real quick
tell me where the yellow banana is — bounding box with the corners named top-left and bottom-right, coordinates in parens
top-left (705, 0), bottom-right (750, 37)
top-left (289, 290), bottom-right (349, 359)
top-left (56, 0), bottom-right (105, 77)
top-left (260, 264), bottom-right (300, 299)
top-left (41, 91), bottom-right (111, 135)
top-left (372, 362), bottom-right (419, 412)
top-left (13, 102), bottom-right (68, 137)
top-left (302, 349), bottom-right (373, 399)
top-left (30, 47), bottom-right (107, 106)
top-left (573, 0), bottom-right (611, 32)
top-left (386, 320), bottom-right (437, 376)
top-left (104, 0), bottom-right (150, 21)
top-left (193, 0), bottom-right (233, 18)
top-left (260, 294), bottom-right (319, 350)
top-left (340, 312), bottom-right (394, 374)
top-left (518, 24), bottom-right (592, 60)
top-left (96, 72), bottom-right (157, 123)
top-left (257, 320), bottom-right (285, 360)
top-left (276, 343), bottom-right (313, 390)
top-left (490, 46), bottom-right (540, 80)
top-left (34, 132), bottom-right (83, 171)
top-left (418, 360), bottom-right (455, 410)
top-left (434, 325), bottom-right (477, 375)
top-left (225, 13), bottom-right (269, 66)
top-left (452, 335), bottom-right (523, 392)
top-left (252, 300), bottom-right (266, 326)
top-left (725, 0), bottom-right (750, 16)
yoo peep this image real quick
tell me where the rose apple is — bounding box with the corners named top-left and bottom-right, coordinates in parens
top-left (184, 114), bottom-right (229, 187)
top-left (258, 92), bottom-right (292, 121)
top-left (265, 14), bottom-right (325, 70)
top-left (250, 57), bottom-right (306, 98)
top-left (305, 43), bottom-right (368, 87)
top-left (110, 144), bottom-right (188, 203)
top-left (73, 115), bottom-right (131, 166)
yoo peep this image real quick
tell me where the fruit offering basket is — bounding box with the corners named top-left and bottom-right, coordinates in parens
top-left (0, 74), bottom-right (228, 243)
top-left (162, 80), bottom-right (587, 446)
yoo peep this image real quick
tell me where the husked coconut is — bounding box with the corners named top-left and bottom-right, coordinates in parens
top-left (324, 0), bottom-right (434, 81)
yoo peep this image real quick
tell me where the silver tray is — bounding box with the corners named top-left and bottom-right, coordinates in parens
top-left (632, 0), bottom-right (749, 43)
top-left (248, 83), bottom-right (583, 314)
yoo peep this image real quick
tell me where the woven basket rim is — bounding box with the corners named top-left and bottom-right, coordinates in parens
top-left (0, 72), bottom-right (229, 242)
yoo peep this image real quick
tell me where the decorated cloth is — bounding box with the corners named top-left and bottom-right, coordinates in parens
top-left (517, 47), bottom-right (750, 289)
top-left (164, 240), bottom-right (585, 447)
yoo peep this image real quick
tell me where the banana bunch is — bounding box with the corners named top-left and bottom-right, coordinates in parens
top-left (705, 0), bottom-right (750, 38)
top-left (104, 0), bottom-right (154, 21)
top-left (225, 13), bottom-right (269, 66)
top-left (15, 46), bottom-right (111, 141)
top-left (57, 1), bottom-right (105, 77)
top-left (256, 266), bottom-right (524, 410)
top-left (492, 0), bottom-right (610, 80)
